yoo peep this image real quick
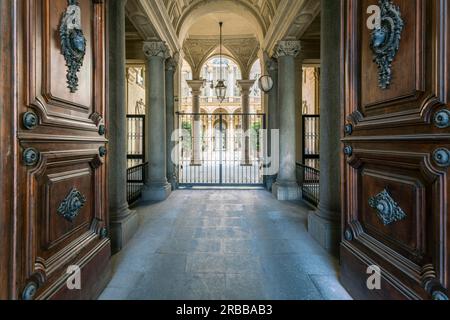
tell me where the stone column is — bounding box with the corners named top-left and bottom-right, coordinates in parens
top-left (186, 80), bottom-right (204, 166)
top-left (272, 40), bottom-right (302, 201)
top-left (308, 0), bottom-right (341, 254)
top-left (141, 41), bottom-right (172, 201)
top-left (108, 0), bottom-right (138, 253)
top-left (295, 57), bottom-right (304, 166)
top-left (265, 57), bottom-right (279, 190)
top-left (166, 54), bottom-right (178, 190)
top-left (237, 80), bottom-right (255, 165)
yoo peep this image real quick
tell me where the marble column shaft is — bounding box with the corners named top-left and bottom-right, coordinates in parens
top-left (166, 55), bottom-right (178, 189)
top-left (308, 0), bottom-right (341, 255)
top-left (237, 80), bottom-right (255, 165)
top-left (186, 80), bottom-right (204, 165)
top-left (266, 57), bottom-right (279, 190)
top-left (141, 41), bottom-right (171, 201)
top-left (272, 40), bottom-right (302, 201)
top-left (108, 0), bottom-right (138, 252)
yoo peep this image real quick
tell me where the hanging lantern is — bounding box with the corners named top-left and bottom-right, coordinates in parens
top-left (215, 21), bottom-right (227, 103)
top-left (258, 75), bottom-right (274, 93)
top-left (215, 80), bottom-right (227, 103)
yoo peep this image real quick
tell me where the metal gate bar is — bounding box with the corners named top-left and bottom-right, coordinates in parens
top-left (302, 115), bottom-right (320, 169)
top-left (177, 113), bottom-right (265, 186)
top-left (127, 115), bottom-right (145, 168)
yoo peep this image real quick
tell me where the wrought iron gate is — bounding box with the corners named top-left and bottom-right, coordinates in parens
top-left (127, 115), bottom-right (145, 168)
top-left (177, 113), bottom-right (265, 186)
top-left (302, 115), bottom-right (320, 169)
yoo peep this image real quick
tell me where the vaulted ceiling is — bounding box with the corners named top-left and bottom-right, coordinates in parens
top-left (125, 0), bottom-right (321, 77)
top-left (183, 36), bottom-right (260, 79)
top-left (162, 0), bottom-right (282, 37)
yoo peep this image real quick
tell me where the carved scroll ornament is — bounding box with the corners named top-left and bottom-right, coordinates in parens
top-left (60, 0), bottom-right (87, 93)
top-left (57, 188), bottom-right (86, 222)
top-left (369, 189), bottom-right (406, 225)
top-left (370, 0), bottom-right (404, 89)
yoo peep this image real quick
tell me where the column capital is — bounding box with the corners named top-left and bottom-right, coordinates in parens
top-left (237, 79), bottom-right (255, 93)
top-left (166, 52), bottom-right (180, 72)
top-left (266, 57), bottom-right (278, 72)
top-left (275, 40), bottom-right (302, 58)
top-left (186, 80), bottom-right (204, 95)
top-left (143, 41), bottom-right (170, 59)
top-left (263, 51), bottom-right (278, 71)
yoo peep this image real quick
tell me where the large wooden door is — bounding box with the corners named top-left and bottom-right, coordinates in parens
top-left (341, 0), bottom-right (449, 299)
top-left (1, 0), bottom-right (111, 300)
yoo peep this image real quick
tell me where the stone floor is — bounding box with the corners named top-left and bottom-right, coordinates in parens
top-left (99, 190), bottom-right (352, 300)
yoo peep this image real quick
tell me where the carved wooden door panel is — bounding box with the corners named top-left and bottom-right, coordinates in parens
top-left (341, 0), bottom-right (450, 299)
top-left (15, 0), bottom-right (110, 300)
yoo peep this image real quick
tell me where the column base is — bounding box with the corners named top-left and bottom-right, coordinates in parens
top-left (308, 211), bottom-right (340, 255)
top-left (272, 181), bottom-right (301, 200)
top-left (168, 174), bottom-right (178, 190)
top-left (142, 182), bottom-right (172, 201)
top-left (265, 174), bottom-right (277, 191)
top-left (110, 207), bottom-right (139, 254)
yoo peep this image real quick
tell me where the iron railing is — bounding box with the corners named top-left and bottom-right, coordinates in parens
top-left (180, 96), bottom-right (262, 106)
top-left (177, 112), bottom-right (266, 186)
top-left (127, 115), bottom-right (145, 168)
top-left (127, 162), bottom-right (148, 204)
top-left (302, 115), bottom-right (320, 169)
top-left (297, 163), bottom-right (320, 207)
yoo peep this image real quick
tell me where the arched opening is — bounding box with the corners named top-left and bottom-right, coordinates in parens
top-left (180, 59), bottom-right (193, 113)
top-left (199, 55), bottom-right (242, 104)
top-left (176, 1), bottom-right (266, 44)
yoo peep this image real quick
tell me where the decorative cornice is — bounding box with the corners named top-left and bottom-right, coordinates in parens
top-left (143, 41), bottom-right (169, 59)
top-left (137, 0), bottom-right (180, 53)
top-left (275, 40), bottom-right (301, 58)
top-left (263, 0), bottom-right (310, 55)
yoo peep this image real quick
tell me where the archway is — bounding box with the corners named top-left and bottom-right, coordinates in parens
top-left (177, 0), bottom-right (266, 44)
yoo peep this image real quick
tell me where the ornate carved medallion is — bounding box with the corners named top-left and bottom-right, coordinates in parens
top-left (57, 188), bottom-right (86, 222)
top-left (370, 0), bottom-right (404, 89)
top-left (59, 0), bottom-right (87, 93)
top-left (369, 189), bottom-right (406, 225)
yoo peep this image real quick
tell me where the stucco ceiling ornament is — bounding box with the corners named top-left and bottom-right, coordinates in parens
top-left (275, 40), bottom-right (302, 58)
top-left (222, 38), bottom-right (260, 78)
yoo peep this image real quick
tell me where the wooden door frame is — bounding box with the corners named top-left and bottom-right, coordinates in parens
top-left (0, 0), bottom-right (16, 300)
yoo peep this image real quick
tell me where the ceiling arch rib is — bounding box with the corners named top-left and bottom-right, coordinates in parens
top-left (183, 37), bottom-right (260, 80)
top-left (175, 0), bottom-right (268, 43)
